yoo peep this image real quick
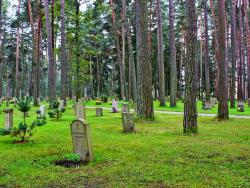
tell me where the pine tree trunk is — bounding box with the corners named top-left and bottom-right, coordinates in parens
top-left (244, 0), bottom-right (250, 99)
top-left (135, 0), bottom-right (154, 119)
top-left (61, 0), bottom-right (67, 105)
top-left (156, 0), bottom-right (165, 106)
top-left (204, 0), bottom-right (210, 102)
top-left (217, 0), bottom-right (229, 119)
top-left (169, 0), bottom-right (177, 107)
top-left (44, 0), bottom-right (56, 102)
top-left (237, 0), bottom-right (244, 101)
top-left (183, 0), bottom-right (198, 134)
top-left (0, 0), bottom-right (3, 98)
top-left (230, 0), bottom-right (236, 108)
top-left (126, 20), bottom-right (137, 107)
top-left (15, 0), bottom-right (20, 98)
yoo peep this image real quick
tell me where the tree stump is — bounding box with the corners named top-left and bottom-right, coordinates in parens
top-left (122, 112), bottom-right (135, 133)
top-left (96, 108), bottom-right (103, 117)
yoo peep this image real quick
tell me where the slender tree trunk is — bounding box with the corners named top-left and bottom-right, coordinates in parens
top-left (61, 0), bottom-right (67, 105)
top-left (183, 0), bottom-right (198, 134)
top-left (109, 0), bottom-right (126, 100)
top-left (44, 0), bottom-right (56, 102)
top-left (169, 0), bottom-right (177, 107)
top-left (230, 0), bottom-right (236, 108)
top-left (126, 20), bottom-right (137, 107)
top-left (96, 56), bottom-right (101, 97)
top-left (204, 0), bottom-right (210, 101)
top-left (156, 0), bottom-right (165, 106)
top-left (122, 0), bottom-right (128, 100)
top-left (0, 0), bottom-right (3, 97)
top-left (135, 0), bottom-right (154, 119)
top-left (217, 0), bottom-right (229, 119)
top-left (15, 0), bottom-right (20, 98)
top-left (244, 0), bottom-right (250, 99)
top-left (237, 0), bottom-right (244, 101)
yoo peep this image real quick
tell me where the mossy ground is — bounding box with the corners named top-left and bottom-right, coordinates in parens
top-left (0, 101), bottom-right (249, 187)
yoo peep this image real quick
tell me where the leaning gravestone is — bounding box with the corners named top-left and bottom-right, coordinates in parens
top-left (96, 108), bottom-right (103, 117)
top-left (122, 103), bottom-right (130, 113)
top-left (3, 108), bottom-right (13, 130)
top-left (122, 112), bottom-right (135, 133)
top-left (70, 120), bottom-right (93, 162)
top-left (237, 101), bottom-right (244, 112)
top-left (204, 102), bottom-right (212, 110)
top-left (112, 99), bottom-right (118, 113)
top-left (75, 102), bottom-right (86, 120)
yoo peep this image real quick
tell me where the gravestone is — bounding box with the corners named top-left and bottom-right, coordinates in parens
top-left (204, 102), bottom-right (212, 110)
top-left (237, 101), bottom-right (244, 112)
top-left (39, 105), bottom-right (46, 117)
top-left (112, 99), bottom-right (118, 113)
top-left (59, 100), bottom-right (64, 111)
top-left (13, 97), bottom-right (17, 107)
top-left (122, 103), bottom-right (130, 113)
top-left (96, 108), bottom-right (103, 117)
top-left (3, 108), bottom-right (13, 130)
top-left (122, 112), bottom-right (135, 133)
top-left (75, 102), bottom-right (86, 120)
top-left (0, 98), bottom-right (2, 106)
top-left (70, 120), bottom-right (93, 162)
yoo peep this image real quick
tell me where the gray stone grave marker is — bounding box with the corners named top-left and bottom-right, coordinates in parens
top-left (75, 102), bottom-right (86, 120)
top-left (96, 108), bottom-right (103, 117)
top-left (3, 108), bottom-right (13, 130)
top-left (70, 120), bottom-right (93, 162)
top-left (122, 112), bottom-right (135, 133)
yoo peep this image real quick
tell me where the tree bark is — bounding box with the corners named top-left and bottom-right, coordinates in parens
top-left (44, 0), bottom-right (56, 102)
top-left (183, 0), bottom-right (198, 134)
top-left (169, 0), bottom-right (177, 107)
top-left (15, 0), bottom-right (20, 98)
top-left (61, 0), bottom-right (67, 105)
top-left (237, 0), bottom-right (244, 101)
top-left (204, 0), bottom-right (210, 102)
top-left (217, 0), bottom-right (229, 119)
top-left (156, 0), bottom-right (165, 106)
top-left (244, 0), bottom-right (250, 99)
top-left (230, 0), bottom-right (236, 108)
top-left (126, 20), bottom-right (137, 107)
top-left (135, 0), bottom-right (154, 119)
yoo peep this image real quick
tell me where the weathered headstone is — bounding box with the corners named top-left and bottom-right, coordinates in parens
top-left (59, 100), bottom-right (64, 111)
top-left (75, 102), bottom-right (86, 120)
top-left (122, 112), bottom-right (135, 133)
top-left (13, 97), bottom-right (17, 107)
top-left (70, 120), bottom-right (93, 162)
top-left (237, 101), bottom-right (244, 112)
top-left (0, 98), bottom-right (2, 106)
top-left (39, 105), bottom-right (46, 117)
top-left (112, 99), bottom-right (118, 113)
top-left (96, 108), bottom-right (103, 117)
top-left (204, 102), bottom-right (212, 110)
top-left (3, 108), bottom-right (13, 130)
top-left (122, 103), bottom-right (130, 113)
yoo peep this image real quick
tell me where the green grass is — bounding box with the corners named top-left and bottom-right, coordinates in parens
top-left (85, 100), bottom-right (250, 116)
top-left (0, 102), bottom-right (249, 187)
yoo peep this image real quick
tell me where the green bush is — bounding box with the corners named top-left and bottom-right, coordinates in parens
top-left (62, 153), bottom-right (81, 163)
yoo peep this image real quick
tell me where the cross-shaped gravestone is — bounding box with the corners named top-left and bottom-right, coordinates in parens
top-left (3, 108), bottom-right (13, 130)
top-left (70, 120), bottom-right (93, 162)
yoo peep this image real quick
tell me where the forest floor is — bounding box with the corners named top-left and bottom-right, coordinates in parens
top-left (0, 102), bottom-right (249, 187)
